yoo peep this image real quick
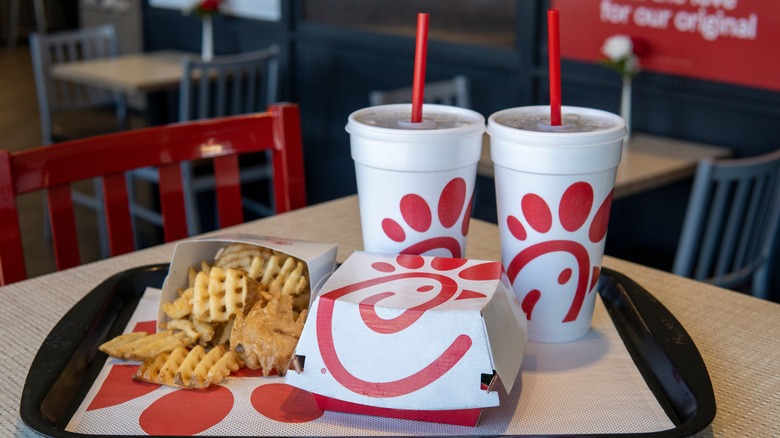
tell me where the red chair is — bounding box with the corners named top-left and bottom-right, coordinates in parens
top-left (0, 103), bottom-right (306, 286)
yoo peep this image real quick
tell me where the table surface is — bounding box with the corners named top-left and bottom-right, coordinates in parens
top-left (5, 200), bottom-right (778, 436)
top-left (50, 51), bottom-right (190, 93)
top-left (479, 133), bottom-right (732, 199)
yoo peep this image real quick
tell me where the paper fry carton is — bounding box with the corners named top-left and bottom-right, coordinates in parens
top-left (285, 251), bottom-right (528, 426)
top-left (157, 233), bottom-right (338, 328)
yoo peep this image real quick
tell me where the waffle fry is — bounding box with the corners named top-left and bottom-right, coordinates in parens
top-left (188, 345), bottom-right (243, 388)
top-left (130, 331), bottom-right (194, 361)
top-left (163, 318), bottom-right (200, 342)
top-left (133, 352), bottom-right (171, 384)
top-left (247, 255), bottom-right (310, 312)
top-left (212, 318), bottom-right (234, 346)
top-left (192, 267), bottom-right (262, 323)
top-left (100, 330), bottom-right (193, 361)
top-left (215, 243), bottom-right (273, 271)
top-left (206, 348), bottom-right (243, 385)
top-left (257, 255), bottom-right (285, 286)
top-left (162, 287), bottom-right (193, 319)
top-left (99, 332), bottom-right (148, 356)
top-left (192, 318), bottom-right (216, 345)
top-left (133, 345), bottom-right (243, 389)
top-left (133, 346), bottom-right (186, 387)
top-left (158, 346), bottom-right (189, 386)
top-left (188, 266), bottom-right (199, 289)
top-left (174, 345), bottom-right (208, 387)
top-left (273, 259), bottom-right (310, 311)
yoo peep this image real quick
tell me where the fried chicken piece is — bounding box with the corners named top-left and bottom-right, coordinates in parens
top-left (230, 293), bottom-right (307, 376)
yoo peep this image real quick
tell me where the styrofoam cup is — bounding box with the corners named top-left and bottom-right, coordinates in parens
top-left (347, 104), bottom-right (485, 258)
top-left (488, 106), bottom-right (627, 342)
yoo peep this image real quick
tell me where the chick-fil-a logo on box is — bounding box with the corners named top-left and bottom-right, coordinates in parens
top-left (312, 253), bottom-right (502, 401)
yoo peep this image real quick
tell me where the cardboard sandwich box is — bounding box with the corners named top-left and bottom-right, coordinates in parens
top-left (285, 251), bottom-right (528, 426)
top-left (157, 233), bottom-right (338, 330)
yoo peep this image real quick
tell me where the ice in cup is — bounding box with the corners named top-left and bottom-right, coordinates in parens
top-left (347, 104), bottom-right (485, 258)
top-left (487, 105), bottom-right (627, 343)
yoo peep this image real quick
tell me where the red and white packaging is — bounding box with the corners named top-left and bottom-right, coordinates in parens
top-left (157, 233), bottom-right (338, 328)
top-left (285, 251), bottom-right (527, 427)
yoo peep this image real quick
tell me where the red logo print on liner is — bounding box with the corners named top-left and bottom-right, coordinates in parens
top-left (87, 365), bottom-right (158, 411)
top-left (506, 182), bottom-right (612, 323)
top-left (316, 255), bottom-right (500, 398)
top-left (381, 178), bottom-right (473, 258)
top-left (139, 385), bottom-right (233, 435)
top-left (87, 321), bottom-right (161, 411)
top-left (89, 321), bottom-right (323, 429)
top-left (251, 383), bottom-right (323, 422)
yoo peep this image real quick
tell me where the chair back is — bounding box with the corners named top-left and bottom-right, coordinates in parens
top-left (180, 47), bottom-right (279, 121)
top-left (0, 104), bottom-right (306, 286)
top-left (172, 46), bottom-right (281, 232)
top-left (369, 75), bottom-right (470, 107)
top-left (29, 24), bottom-right (121, 144)
top-left (673, 149), bottom-right (780, 298)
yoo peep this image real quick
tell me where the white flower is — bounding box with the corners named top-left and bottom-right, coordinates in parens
top-left (601, 35), bottom-right (633, 61)
top-left (600, 34), bottom-right (642, 77)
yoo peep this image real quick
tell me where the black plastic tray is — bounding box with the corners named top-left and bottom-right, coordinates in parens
top-left (20, 264), bottom-right (715, 437)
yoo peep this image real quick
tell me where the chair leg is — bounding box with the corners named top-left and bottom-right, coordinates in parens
top-left (7, 0), bottom-right (19, 50)
top-left (7, 0), bottom-right (45, 50)
top-left (125, 172), bottom-right (142, 248)
top-left (181, 162), bottom-right (201, 236)
top-left (41, 192), bottom-right (52, 243)
top-left (116, 93), bottom-right (128, 131)
top-left (753, 267), bottom-right (770, 300)
top-left (33, 0), bottom-right (46, 35)
top-left (92, 177), bottom-right (110, 259)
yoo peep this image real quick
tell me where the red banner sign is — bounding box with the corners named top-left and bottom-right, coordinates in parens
top-left (552, 0), bottom-right (779, 92)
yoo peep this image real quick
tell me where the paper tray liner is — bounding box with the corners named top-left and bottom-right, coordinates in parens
top-left (20, 264), bottom-right (715, 437)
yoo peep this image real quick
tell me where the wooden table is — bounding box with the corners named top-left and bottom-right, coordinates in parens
top-left (478, 133), bottom-right (732, 199)
top-left (50, 51), bottom-right (189, 94)
top-left (4, 195), bottom-right (779, 436)
top-left (51, 51), bottom-right (192, 125)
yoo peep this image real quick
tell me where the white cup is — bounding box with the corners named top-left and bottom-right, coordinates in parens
top-left (347, 104), bottom-right (485, 258)
top-left (488, 105), bottom-right (626, 342)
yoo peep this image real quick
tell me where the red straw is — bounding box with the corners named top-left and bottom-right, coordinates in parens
top-left (548, 8), bottom-right (562, 126)
top-left (411, 13), bottom-right (429, 123)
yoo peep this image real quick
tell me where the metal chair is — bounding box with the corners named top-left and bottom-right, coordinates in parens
top-left (29, 24), bottom-right (128, 145)
top-left (129, 47), bottom-right (280, 236)
top-left (29, 24), bottom-right (129, 256)
top-left (0, 104), bottom-right (306, 286)
top-left (673, 149), bottom-right (780, 298)
top-left (369, 75), bottom-right (470, 107)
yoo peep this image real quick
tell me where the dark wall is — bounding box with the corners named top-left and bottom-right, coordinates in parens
top-left (141, 1), bottom-right (780, 297)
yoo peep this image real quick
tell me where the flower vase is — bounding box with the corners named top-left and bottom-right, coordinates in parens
top-left (620, 75), bottom-right (632, 146)
top-left (201, 16), bottom-right (214, 62)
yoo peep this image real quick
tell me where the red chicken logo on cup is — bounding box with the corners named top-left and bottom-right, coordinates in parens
top-left (505, 181), bottom-right (612, 322)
